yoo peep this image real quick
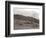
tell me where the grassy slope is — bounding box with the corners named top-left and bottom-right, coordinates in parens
top-left (14, 15), bottom-right (39, 30)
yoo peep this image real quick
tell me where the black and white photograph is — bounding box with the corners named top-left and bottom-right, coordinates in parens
top-left (14, 8), bottom-right (39, 30)
top-left (5, 1), bottom-right (45, 37)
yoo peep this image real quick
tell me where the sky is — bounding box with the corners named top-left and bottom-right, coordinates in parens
top-left (13, 8), bottom-right (39, 19)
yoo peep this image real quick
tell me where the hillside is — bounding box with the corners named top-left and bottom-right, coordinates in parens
top-left (14, 14), bottom-right (39, 30)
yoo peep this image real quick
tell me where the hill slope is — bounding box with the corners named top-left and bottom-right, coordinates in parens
top-left (14, 14), bottom-right (39, 30)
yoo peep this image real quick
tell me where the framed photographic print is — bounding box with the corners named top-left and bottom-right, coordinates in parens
top-left (5, 1), bottom-right (45, 37)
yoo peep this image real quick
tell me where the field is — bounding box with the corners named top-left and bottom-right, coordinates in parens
top-left (14, 15), bottom-right (39, 30)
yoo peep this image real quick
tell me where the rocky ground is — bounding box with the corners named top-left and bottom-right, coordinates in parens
top-left (14, 15), bottom-right (39, 30)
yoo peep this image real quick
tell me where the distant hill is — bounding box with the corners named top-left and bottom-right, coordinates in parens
top-left (14, 14), bottom-right (39, 30)
top-left (14, 14), bottom-right (39, 24)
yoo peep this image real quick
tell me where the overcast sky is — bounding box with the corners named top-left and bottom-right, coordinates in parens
top-left (13, 8), bottom-right (39, 19)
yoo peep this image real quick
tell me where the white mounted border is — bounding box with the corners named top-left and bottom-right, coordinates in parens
top-left (10, 4), bottom-right (42, 34)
